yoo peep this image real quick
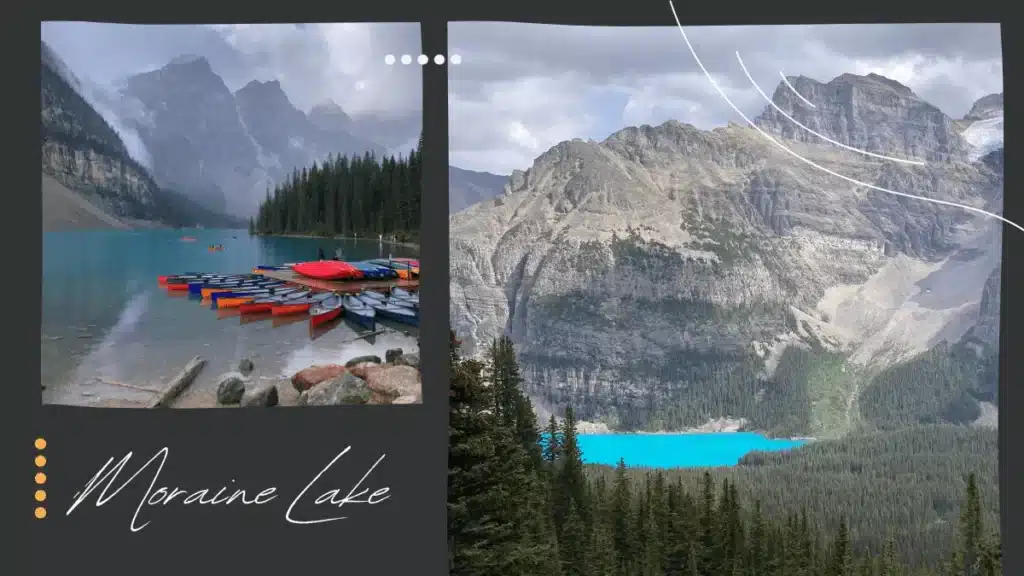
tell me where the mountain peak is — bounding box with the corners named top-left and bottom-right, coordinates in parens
top-left (308, 99), bottom-right (353, 131)
top-left (167, 54), bottom-right (212, 70)
top-left (964, 93), bottom-right (1003, 121)
top-left (237, 79), bottom-right (286, 95)
top-left (310, 99), bottom-right (343, 113)
top-left (830, 72), bottom-right (916, 97)
top-left (753, 70), bottom-right (964, 162)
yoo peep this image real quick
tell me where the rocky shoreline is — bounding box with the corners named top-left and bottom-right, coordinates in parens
top-left (211, 347), bottom-right (422, 408)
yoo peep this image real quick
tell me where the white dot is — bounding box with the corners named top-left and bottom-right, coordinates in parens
top-left (450, 54), bottom-right (462, 65)
top-left (434, 54), bottom-right (445, 65)
top-left (417, 54), bottom-right (428, 65)
top-left (400, 54), bottom-right (412, 65)
top-left (384, 54), bottom-right (395, 65)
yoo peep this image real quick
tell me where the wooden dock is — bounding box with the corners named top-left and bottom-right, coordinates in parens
top-left (258, 269), bottom-right (419, 294)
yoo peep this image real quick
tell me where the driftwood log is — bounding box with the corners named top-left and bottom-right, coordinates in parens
top-left (147, 356), bottom-right (206, 408)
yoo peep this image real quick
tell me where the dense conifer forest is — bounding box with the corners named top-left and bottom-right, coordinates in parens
top-left (250, 134), bottom-right (422, 243)
top-left (448, 330), bottom-right (1002, 576)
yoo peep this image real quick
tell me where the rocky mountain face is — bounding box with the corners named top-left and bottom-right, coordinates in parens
top-left (449, 166), bottom-right (508, 213)
top-left (117, 56), bottom-right (385, 217)
top-left (958, 92), bottom-right (1003, 161)
top-left (449, 73), bottom-right (1004, 436)
top-left (41, 42), bottom-right (248, 231)
top-left (42, 41), bottom-right (157, 221)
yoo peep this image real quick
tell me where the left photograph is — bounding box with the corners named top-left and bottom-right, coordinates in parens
top-left (41, 22), bottom-right (423, 408)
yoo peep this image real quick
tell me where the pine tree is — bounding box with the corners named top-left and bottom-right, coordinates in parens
top-left (828, 516), bottom-right (852, 576)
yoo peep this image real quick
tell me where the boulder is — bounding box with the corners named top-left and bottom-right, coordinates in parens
top-left (392, 395), bottom-right (421, 405)
top-left (216, 372), bottom-right (247, 405)
top-left (291, 364), bottom-right (346, 393)
top-left (302, 372), bottom-right (372, 406)
top-left (345, 355), bottom-right (382, 368)
top-left (348, 362), bottom-right (385, 381)
top-left (237, 357), bottom-right (255, 376)
top-left (240, 383), bottom-right (279, 407)
top-left (366, 366), bottom-right (421, 404)
top-left (385, 348), bottom-right (404, 363)
top-left (394, 353), bottom-right (420, 369)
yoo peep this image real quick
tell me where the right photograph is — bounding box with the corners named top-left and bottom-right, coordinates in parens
top-left (448, 21), bottom-right (1003, 575)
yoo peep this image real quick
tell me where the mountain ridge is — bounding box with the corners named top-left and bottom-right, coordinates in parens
top-left (450, 73), bottom-right (1003, 436)
top-left (107, 52), bottom-right (387, 217)
top-left (41, 41), bottom-right (247, 231)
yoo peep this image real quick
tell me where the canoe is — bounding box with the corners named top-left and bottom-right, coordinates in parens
top-left (161, 273), bottom-right (240, 285)
top-left (211, 288), bottom-right (296, 309)
top-left (349, 261), bottom-right (395, 280)
top-left (238, 290), bottom-right (311, 314)
top-left (188, 278), bottom-right (266, 294)
top-left (270, 293), bottom-right (333, 316)
top-left (371, 301), bottom-right (419, 327)
top-left (368, 259), bottom-right (417, 279)
top-left (342, 295), bottom-right (376, 330)
top-left (392, 258), bottom-right (420, 267)
top-left (208, 285), bottom-right (290, 302)
top-left (199, 281), bottom-right (280, 298)
top-left (387, 296), bottom-right (417, 310)
top-left (214, 295), bottom-right (263, 309)
top-left (360, 290), bottom-right (386, 301)
top-left (291, 261), bottom-right (363, 281)
top-left (357, 293), bottom-right (418, 327)
top-left (309, 294), bottom-right (344, 328)
top-left (391, 287), bottom-right (419, 307)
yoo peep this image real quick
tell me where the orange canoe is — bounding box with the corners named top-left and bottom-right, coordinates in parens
top-left (215, 296), bottom-right (259, 309)
top-left (201, 286), bottom-right (239, 299)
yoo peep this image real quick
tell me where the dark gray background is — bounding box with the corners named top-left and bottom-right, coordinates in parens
top-left (4, 1), bottom-right (1017, 575)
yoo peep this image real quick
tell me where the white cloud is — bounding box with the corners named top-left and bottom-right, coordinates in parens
top-left (449, 23), bottom-right (1003, 175)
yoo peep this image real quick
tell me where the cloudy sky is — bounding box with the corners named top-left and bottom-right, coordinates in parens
top-left (41, 22), bottom-right (422, 150)
top-left (449, 23), bottom-right (1003, 176)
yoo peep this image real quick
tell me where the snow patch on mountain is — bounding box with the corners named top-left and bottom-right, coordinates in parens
top-left (962, 115), bottom-right (1004, 162)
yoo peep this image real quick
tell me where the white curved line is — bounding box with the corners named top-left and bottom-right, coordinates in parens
top-left (742, 53), bottom-right (925, 166)
top-left (666, 1), bottom-right (1021, 234)
top-left (779, 71), bottom-right (817, 108)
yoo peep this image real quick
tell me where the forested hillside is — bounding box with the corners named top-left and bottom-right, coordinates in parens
top-left (251, 134), bottom-right (421, 243)
top-left (448, 331), bottom-right (1001, 575)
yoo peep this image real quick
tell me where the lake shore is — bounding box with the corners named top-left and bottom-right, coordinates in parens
top-left (574, 417), bottom-right (817, 442)
top-left (173, 346), bottom-right (423, 408)
top-left (252, 231), bottom-right (420, 251)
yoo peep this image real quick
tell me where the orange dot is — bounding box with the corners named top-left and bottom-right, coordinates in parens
top-left (34, 472), bottom-right (46, 485)
top-left (35, 455), bottom-right (46, 468)
top-left (35, 490), bottom-right (46, 502)
top-left (34, 438), bottom-right (47, 450)
top-left (34, 507), bottom-right (46, 519)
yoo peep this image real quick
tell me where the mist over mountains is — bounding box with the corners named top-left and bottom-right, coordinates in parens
top-left (42, 39), bottom-right (409, 222)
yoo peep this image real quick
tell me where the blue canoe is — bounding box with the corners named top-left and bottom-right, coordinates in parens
top-left (352, 260), bottom-right (399, 278)
top-left (342, 295), bottom-right (377, 330)
top-left (357, 293), bottom-right (418, 327)
top-left (390, 287), bottom-right (419, 308)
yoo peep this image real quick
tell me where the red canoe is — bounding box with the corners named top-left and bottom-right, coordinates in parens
top-left (291, 261), bottom-right (363, 281)
top-left (309, 295), bottom-right (343, 328)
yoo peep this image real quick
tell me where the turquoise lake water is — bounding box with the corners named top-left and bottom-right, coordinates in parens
top-left (41, 229), bottom-right (419, 407)
top-left (571, 432), bottom-right (810, 468)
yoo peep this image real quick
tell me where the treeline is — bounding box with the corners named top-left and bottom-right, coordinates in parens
top-left (448, 331), bottom-right (1001, 576)
top-left (859, 341), bottom-right (998, 430)
top-left (251, 134), bottom-right (421, 242)
top-left (588, 425), bottom-right (999, 569)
